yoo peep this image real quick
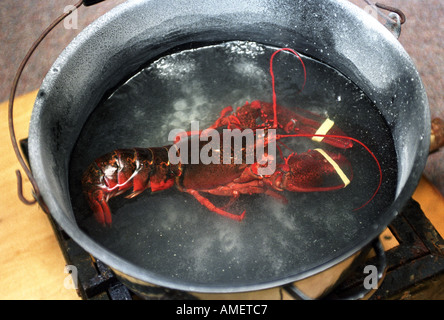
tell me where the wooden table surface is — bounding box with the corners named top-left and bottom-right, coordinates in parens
top-left (1, 90), bottom-right (444, 300)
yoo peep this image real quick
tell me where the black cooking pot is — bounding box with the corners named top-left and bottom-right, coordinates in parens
top-left (27, 0), bottom-right (430, 298)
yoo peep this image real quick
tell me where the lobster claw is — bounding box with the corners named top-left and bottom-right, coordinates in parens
top-left (272, 148), bottom-right (353, 192)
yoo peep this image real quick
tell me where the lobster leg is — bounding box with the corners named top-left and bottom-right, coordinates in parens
top-left (264, 188), bottom-right (288, 204)
top-left (187, 176), bottom-right (288, 220)
top-left (85, 189), bottom-right (113, 226)
top-left (220, 192), bottom-right (240, 209)
top-left (186, 189), bottom-right (246, 221)
top-left (208, 101), bottom-right (261, 130)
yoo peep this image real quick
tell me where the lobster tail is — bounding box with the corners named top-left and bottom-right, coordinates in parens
top-left (81, 147), bottom-right (176, 226)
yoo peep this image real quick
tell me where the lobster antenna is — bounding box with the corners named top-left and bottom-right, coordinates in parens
top-left (269, 48), bottom-right (307, 129)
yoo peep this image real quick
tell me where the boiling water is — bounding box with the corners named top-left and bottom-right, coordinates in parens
top-left (69, 41), bottom-right (397, 286)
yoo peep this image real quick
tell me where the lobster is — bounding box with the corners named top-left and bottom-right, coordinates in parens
top-left (82, 100), bottom-right (356, 226)
top-left (81, 48), bottom-right (379, 226)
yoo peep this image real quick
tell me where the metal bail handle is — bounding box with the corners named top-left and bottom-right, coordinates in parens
top-left (7, 0), bottom-right (104, 212)
top-left (376, 3), bottom-right (404, 39)
top-left (359, 0), bottom-right (406, 39)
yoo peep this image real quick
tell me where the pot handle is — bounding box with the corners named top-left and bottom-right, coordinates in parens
top-left (284, 238), bottom-right (387, 300)
top-left (357, 1), bottom-right (406, 39)
top-left (7, 0), bottom-right (105, 212)
top-left (430, 118), bottom-right (444, 153)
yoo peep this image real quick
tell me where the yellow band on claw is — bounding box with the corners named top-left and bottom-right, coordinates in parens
top-left (312, 118), bottom-right (335, 142)
top-left (314, 148), bottom-right (351, 187)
